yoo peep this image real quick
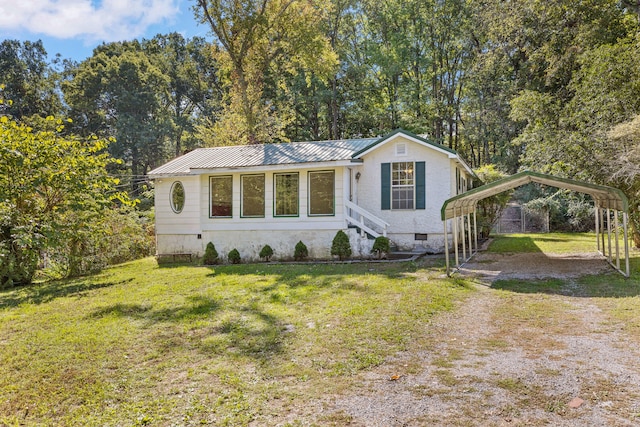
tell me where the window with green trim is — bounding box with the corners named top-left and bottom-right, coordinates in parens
top-left (308, 171), bottom-right (335, 216)
top-left (210, 176), bottom-right (232, 217)
top-left (392, 162), bottom-right (414, 209)
top-left (274, 173), bottom-right (299, 216)
top-left (241, 174), bottom-right (265, 217)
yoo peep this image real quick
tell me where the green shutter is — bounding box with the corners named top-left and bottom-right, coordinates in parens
top-left (381, 163), bottom-right (391, 210)
top-left (416, 161), bottom-right (425, 209)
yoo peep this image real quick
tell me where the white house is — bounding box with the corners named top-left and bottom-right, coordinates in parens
top-left (147, 129), bottom-right (474, 261)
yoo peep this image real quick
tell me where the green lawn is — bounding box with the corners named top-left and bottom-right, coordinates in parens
top-left (0, 257), bottom-right (471, 426)
top-left (488, 232), bottom-right (599, 254)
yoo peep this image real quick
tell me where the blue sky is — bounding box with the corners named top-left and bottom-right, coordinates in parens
top-left (0, 0), bottom-right (210, 62)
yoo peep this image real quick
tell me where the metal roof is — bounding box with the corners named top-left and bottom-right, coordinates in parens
top-left (148, 137), bottom-right (377, 176)
top-left (351, 128), bottom-right (458, 157)
top-left (441, 171), bottom-right (629, 220)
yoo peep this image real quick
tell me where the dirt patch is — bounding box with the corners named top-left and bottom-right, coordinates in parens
top-left (458, 252), bottom-right (612, 281)
top-left (323, 259), bottom-right (640, 426)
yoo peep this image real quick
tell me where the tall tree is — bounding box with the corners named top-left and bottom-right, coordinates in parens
top-left (0, 40), bottom-right (62, 120)
top-left (63, 41), bottom-right (170, 182)
top-left (513, 35), bottom-right (640, 245)
top-left (464, 0), bottom-right (631, 170)
top-left (143, 33), bottom-right (223, 156)
top-left (194, 0), bottom-right (337, 145)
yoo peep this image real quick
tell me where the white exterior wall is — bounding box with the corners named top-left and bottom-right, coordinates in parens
top-left (155, 166), bottom-right (371, 260)
top-left (355, 135), bottom-right (462, 252)
top-left (155, 175), bottom-right (201, 234)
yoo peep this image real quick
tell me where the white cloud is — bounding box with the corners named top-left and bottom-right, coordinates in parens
top-left (0, 0), bottom-right (179, 42)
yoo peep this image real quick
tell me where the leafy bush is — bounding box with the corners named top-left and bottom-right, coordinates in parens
top-left (228, 248), bottom-right (241, 264)
top-left (371, 236), bottom-right (390, 259)
top-left (331, 230), bottom-right (352, 260)
top-left (203, 242), bottom-right (219, 265)
top-left (0, 114), bottom-right (135, 286)
top-left (46, 208), bottom-right (155, 280)
top-left (259, 244), bottom-right (274, 261)
top-left (294, 241), bottom-right (308, 261)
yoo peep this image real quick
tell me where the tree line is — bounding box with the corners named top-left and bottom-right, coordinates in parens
top-left (1, 0), bottom-right (640, 286)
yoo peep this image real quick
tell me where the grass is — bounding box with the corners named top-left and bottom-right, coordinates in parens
top-left (0, 257), bottom-right (472, 426)
top-left (489, 232), bottom-right (598, 254)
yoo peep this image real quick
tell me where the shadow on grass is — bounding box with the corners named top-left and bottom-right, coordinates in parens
top-left (0, 278), bottom-right (132, 309)
top-left (90, 295), bottom-right (221, 322)
top-left (201, 305), bottom-right (283, 359)
top-left (89, 295), bottom-right (284, 360)
top-left (205, 260), bottom-right (420, 284)
top-left (491, 270), bottom-right (640, 298)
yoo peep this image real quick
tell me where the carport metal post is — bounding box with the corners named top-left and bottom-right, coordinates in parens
top-left (474, 210), bottom-right (478, 253)
top-left (602, 208), bottom-right (607, 257)
top-left (595, 203), bottom-right (600, 253)
top-left (607, 208), bottom-right (613, 263)
top-left (444, 219), bottom-right (450, 275)
top-left (453, 207), bottom-right (459, 267)
top-left (467, 213), bottom-right (473, 260)
top-left (624, 212), bottom-right (630, 277)
top-left (461, 213), bottom-right (467, 262)
top-left (614, 210), bottom-right (620, 270)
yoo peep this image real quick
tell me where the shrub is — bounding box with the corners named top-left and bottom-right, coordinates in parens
top-left (371, 236), bottom-right (390, 259)
top-left (331, 230), bottom-right (352, 260)
top-left (259, 244), bottom-right (274, 262)
top-left (203, 242), bottom-right (218, 265)
top-left (294, 241), bottom-right (308, 261)
top-left (228, 248), bottom-right (241, 264)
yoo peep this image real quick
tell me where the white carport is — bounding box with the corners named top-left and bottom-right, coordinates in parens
top-left (441, 171), bottom-right (630, 277)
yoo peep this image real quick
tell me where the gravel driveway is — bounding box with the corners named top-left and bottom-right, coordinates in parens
top-left (325, 253), bottom-right (640, 426)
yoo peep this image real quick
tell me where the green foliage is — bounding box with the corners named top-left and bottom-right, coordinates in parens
top-left (371, 236), bottom-right (390, 259)
top-left (331, 230), bottom-right (352, 260)
top-left (203, 242), bottom-right (219, 265)
top-left (0, 40), bottom-right (63, 119)
top-left (49, 208), bottom-right (155, 278)
top-left (194, 0), bottom-right (337, 145)
top-left (294, 241), bottom-right (308, 261)
top-left (228, 248), bottom-right (241, 264)
top-left (259, 244), bottom-right (274, 262)
top-left (474, 165), bottom-right (510, 238)
top-left (0, 112), bottom-right (130, 287)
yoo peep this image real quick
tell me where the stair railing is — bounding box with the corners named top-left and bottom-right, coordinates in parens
top-left (344, 199), bottom-right (389, 238)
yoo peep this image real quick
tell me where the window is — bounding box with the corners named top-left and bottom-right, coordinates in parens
top-left (392, 162), bottom-right (414, 209)
top-left (210, 176), bottom-right (232, 217)
top-left (308, 171), bottom-right (335, 216)
top-left (170, 181), bottom-right (185, 214)
top-left (274, 173), bottom-right (299, 216)
top-left (241, 174), bottom-right (265, 217)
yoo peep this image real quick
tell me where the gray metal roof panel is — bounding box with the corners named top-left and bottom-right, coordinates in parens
top-left (148, 137), bottom-right (378, 175)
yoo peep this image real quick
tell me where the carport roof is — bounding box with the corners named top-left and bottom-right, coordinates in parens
top-left (441, 171), bottom-right (629, 220)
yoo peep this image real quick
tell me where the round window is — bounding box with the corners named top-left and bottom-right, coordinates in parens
top-left (170, 181), bottom-right (185, 213)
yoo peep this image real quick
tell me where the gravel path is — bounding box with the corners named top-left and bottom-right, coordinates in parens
top-left (325, 255), bottom-right (640, 426)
